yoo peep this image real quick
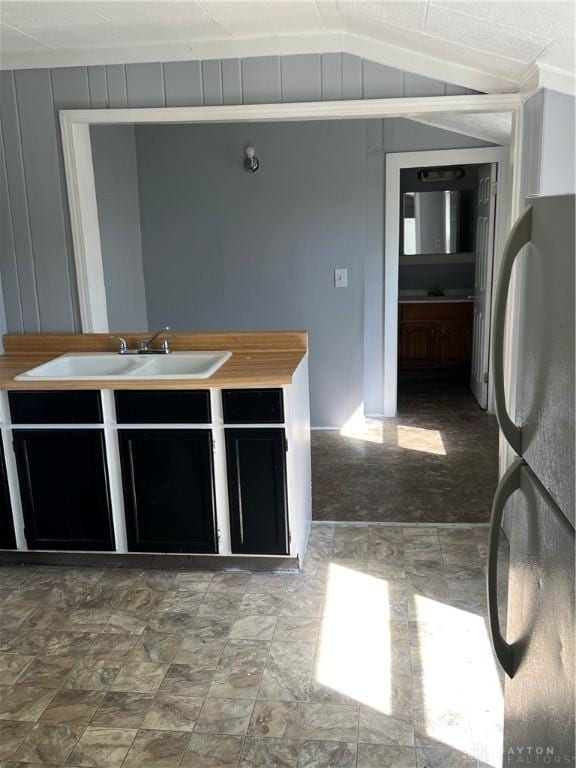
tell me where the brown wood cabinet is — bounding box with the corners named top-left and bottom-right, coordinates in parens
top-left (399, 302), bottom-right (473, 370)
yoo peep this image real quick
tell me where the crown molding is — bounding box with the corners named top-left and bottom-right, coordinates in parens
top-left (518, 61), bottom-right (576, 96)
top-left (0, 29), bottom-right (518, 94)
top-left (1, 28), bottom-right (573, 96)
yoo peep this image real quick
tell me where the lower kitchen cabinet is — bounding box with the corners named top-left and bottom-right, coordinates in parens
top-left (13, 430), bottom-right (114, 551)
top-left (0, 441), bottom-right (16, 549)
top-left (226, 428), bottom-right (289, 555)
top-left (118, 429), bottom-right (217, 553)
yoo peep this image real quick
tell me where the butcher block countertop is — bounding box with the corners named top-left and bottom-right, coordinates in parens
top-left (0, 331), bottom-right (308, 390)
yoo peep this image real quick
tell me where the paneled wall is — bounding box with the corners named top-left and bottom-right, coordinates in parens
top-left (0, 53), bottom-right (471, 334)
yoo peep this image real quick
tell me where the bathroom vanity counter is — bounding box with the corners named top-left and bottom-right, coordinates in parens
top-left (398, 295), bottom-right (474, 304)
top-left (0, 331), bottom-right (311, 568)
top-left (0, 331), bottom-right (307, 390)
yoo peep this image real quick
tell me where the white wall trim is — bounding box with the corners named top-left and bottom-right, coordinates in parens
top-left (60, 93), bottom-right (522, 335)
top-left (60, 117), bottom-right (109, 332)
top-left (518, 62), bottom-right (576, 97)
top-left (63, 93), bottom-right (521, 126)
top-left (384, 146), bottom-right (511, 417)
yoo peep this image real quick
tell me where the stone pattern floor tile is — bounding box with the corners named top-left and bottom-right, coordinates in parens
top-left (0, 524), bottom-right (508, 766)
top-left (312, 379), bottom-right (498, 523)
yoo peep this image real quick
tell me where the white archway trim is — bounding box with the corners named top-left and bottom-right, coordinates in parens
top-left (60, 92), bottom-right (522, 418)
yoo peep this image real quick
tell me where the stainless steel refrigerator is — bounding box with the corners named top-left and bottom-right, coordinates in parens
top-left (489, 193), bottom-right (575, 766)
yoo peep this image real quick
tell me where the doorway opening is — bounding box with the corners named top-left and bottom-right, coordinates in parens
top-left (383, 146), bottom-right (510, 418)
top-left (398, 160), bottom-right (498, 424)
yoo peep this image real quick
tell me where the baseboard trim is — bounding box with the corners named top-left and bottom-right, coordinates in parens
top-left (0, 550), bottom-right (300, 572)
top-left (311, 521), bottom-right (490, 528)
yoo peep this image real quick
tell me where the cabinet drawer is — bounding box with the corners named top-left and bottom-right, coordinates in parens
top-left (115, 390), bottom-right (211, 424)
top-left (9, 391), bottom-right (102, 424)
top-left (222, 389), bottom-right (284, 424)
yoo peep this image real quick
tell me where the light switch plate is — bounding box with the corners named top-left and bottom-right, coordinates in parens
top-left (335, 268), bottom-right (348, 288)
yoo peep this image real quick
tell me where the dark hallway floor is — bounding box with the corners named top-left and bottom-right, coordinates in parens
top-left (312, 377), bottom-right (499, 523)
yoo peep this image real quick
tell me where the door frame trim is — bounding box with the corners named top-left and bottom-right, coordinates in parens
top-left (385, 145), bottom-right (511, 415)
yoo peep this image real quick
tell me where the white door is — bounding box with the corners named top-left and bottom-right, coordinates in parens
top-left (471, 163), bottom-right (497, 409)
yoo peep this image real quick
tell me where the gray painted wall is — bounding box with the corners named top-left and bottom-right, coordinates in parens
top-left (91, 125), bottom-right (148, 332)
top-left (136, 120), bottom-right (368, 428)
top-left (0, 53), bottom-right (472, 335)
top-left (128, 119), bottom-right (488, 426)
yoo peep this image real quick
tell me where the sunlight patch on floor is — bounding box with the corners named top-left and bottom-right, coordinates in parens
top-left (338, 406), bottom-right (447, 455)
top-left (339, 404), bottom-right (385, 444)
top-left (315, 563), bottom-right (393, 712)
top-left (397, 424), bottom-right (446, 455)
top-left (412, 593), bottom-right (503, 764)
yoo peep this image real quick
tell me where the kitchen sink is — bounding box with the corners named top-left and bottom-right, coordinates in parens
top-left (15, 351), bottom-right (232, 381)
top-left (135, 352), bottom-right (232, 378)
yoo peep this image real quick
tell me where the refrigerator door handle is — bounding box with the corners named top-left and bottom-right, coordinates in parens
top-left (492, 205), bottom-right (533, 455)
top-left (487, 457), bottom-right (523, 678)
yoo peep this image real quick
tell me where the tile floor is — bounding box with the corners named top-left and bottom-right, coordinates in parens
top-left (312, 379), bottom-right (499, 523)
top-left (0, 524), bottom-right (508, 767)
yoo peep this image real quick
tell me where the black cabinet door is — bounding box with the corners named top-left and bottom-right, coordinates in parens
top-left (225, 428), bottom-right (289, 555)
top-left (0, 441), bottom-right (16, 549)
top-left (119, 430), bottom-right (217, 554)
top-left (13, 430), bottom-right (114, 551)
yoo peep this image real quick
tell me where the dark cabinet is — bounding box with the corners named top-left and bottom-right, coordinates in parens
top-left (222, 389), bottom-right (284, 424)
top-left (9, 391), bottom-right (102, 424)
top-left (0, 441), bottom-right (16, 549)
top-left (226, 428), bottom-right (289, 555)
top-left (118, 429), bottom-right (217, 553)
top-left (13, 430), bottom-right (114, 551)
top-left (398, 302), bottom-right (473, 370)
top-left (115, 391), bottom-right (211, 424)
top-left (399, 323), bottom-right (437, 368)
top-left (439, 321), bottom-right (473, 366)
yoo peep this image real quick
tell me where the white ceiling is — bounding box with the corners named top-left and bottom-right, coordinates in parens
top-left (0, 1), bottom-right (574, 93)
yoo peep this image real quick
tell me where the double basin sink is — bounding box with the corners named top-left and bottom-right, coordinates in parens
top-left (15, 351), bottom-right (232, 381)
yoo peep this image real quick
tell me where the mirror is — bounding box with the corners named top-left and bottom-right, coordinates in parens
top-left (403, 190), bottom-right (461, 256)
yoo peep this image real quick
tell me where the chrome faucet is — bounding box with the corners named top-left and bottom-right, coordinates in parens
top-left (139, 325), bottom-right (171, 354)
top-left (117, 325), bottom-right (171, 355)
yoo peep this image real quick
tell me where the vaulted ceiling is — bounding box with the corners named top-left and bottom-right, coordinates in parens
top-left (1, 1), bottom-right (574, 93)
